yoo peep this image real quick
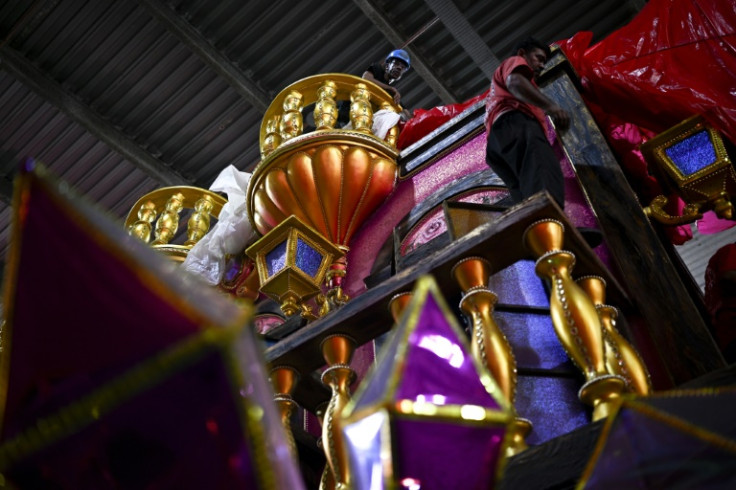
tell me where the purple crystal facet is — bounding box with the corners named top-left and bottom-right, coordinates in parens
top-left (396, 294), bottom-right (500, 409)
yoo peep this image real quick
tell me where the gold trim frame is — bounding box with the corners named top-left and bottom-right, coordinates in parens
top-left (246, 214), bottom-right (344, 314)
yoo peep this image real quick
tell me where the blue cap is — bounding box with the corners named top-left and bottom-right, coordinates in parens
top-left (386, 49), bottom-right (411, 68)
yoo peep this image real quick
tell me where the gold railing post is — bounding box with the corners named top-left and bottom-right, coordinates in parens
top-left (151, 192), bottom-right (185, 246)
top-left (524, 219), bottom-right (625, 421)
top-left (184, 194), bottom-right (215, 246)
top-left (314, 80), bottom-right (338, 130)
top-left (320, 335), bottom-right (356, 490)
top-left (349, 83), bottom-right (373, 133)
top-left (452, 256), bottom-right (531, 455)
top-left (280, 90), bottom-right (304, 141)
top-left (262, 115), bottom-right (282, 158)
top-left (577, 276), bottom-right (652, 395)
top-left (380, 101), bottom-right (400, 148)
top-left (388, 292), bottom-right (413, 323)
top-left (270, 366), bottom-right (301, 459)
top-left (128, 201), bottom-right (157, 243)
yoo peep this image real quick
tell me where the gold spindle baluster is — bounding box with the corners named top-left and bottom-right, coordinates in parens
top-left (523, 219), bottom-right (625, 421)
top-left (577, 276), bottom-right (652, 395)
top-left (452, 256), bottom-right (531, 456)
top-left (151, 192), bottom-right (185, 246)
top-left (128, 201), bottom-right (157, 243)
top-left (280, 90), bottom-right (304, 141)
top-left (314, 80), bottom-right (338, 130)
top-left (388, 292), bottom-right (413, 323)
top-left (262, 115), bottom-right (282, 157)
top-left (380, 101), bottom-right (400, 148)
top-left (315, 402), bottom-right (336, 490)
top-left (270, 366), bottom-right (301, 460)
top-left (320, 335), bottom-right (356, 490)
top-left (185, 194), bottom-right (215, 247)
top-left (349, 83), bottom-right (373, 134)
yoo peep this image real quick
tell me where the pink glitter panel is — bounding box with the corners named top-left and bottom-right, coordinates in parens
top-left (346, 133), bottom-right (489, 295)
top-left (400, 188), bottom-right (510, 257)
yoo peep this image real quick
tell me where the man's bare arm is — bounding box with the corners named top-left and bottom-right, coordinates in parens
top-left (506, 72), bottom-right (570, 130)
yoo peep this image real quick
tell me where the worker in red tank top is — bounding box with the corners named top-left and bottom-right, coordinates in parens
top-left (484, 37), bottom-right (570, 207)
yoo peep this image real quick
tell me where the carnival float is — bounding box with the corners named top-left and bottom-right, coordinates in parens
top-left (1, 0), bottom-right (735, 488)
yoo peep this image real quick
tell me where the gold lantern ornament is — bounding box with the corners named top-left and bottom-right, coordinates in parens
top-left (246, 215), bottom-right (343, 318)
top-left (641, 115), bottom-right (736, 225)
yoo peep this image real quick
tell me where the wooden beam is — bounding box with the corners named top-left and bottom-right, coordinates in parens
top-left (138, 0), bottom-right (270, 113)
top-left (423, 0), bottom-right (499, 79)
top-left (538, 52), bottom-right (726, 384)
top-left (0, 46), bottom-right (189, 186)
top-left (351, 0), bottom-right (460, 104)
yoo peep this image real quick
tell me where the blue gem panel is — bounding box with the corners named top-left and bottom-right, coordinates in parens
top-left (664, 130), bottom-right (716, 176)
top-left (488, 260), bottom-right (549, 307)
top-left (295, 238), bottom-right (323, 278)
top-left (266, 240), bottom-right (288, 277)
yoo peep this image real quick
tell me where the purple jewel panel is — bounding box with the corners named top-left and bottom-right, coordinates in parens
top-left (586, 407), bottom-right (736, 489)
top-left (265, 240), bottom-right (288, 277)
top-left (515, 375), bottom-right (588, 445)
top-left (664, 130), bottom-right (716, 176)
top-left (393, 417), bottom-right (505, 490)
top-left (397, 294), bottom-right (500, 409)
top-left (493, 311), bottom-right (574, 371)
top-left (295, 238), bottom-right (322, 278)
top-left (488, 261), bottom-right (549, 307)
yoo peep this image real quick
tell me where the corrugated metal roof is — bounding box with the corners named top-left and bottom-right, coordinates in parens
top-left (676, 224), bottom-right (736, 292)
top-left (2, 0), bottom-right (688, 279)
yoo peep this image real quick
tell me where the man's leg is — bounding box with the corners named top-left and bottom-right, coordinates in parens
top-left (514, 114), bottom-right (565, 208)
top-left (486, 115), bottom-right (523, 203)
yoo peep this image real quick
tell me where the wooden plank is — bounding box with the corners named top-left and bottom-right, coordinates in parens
top-left (538, 52), bottom-right (726, 383)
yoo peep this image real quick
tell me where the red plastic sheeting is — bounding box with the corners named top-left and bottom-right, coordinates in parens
top-left (397, 90), bottom-right (489, 150)
top-left (558, 0), bottom-right (736, 241)
top-left (559, 0), bottom-right (736, 143)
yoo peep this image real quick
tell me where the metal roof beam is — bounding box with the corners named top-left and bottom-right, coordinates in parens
top-left (351, 0), bottom-right (459, 104)
top-left (138, 0), bottom-right (270, 113)
top-left (0, 46), bottom-right (189, 186)
top-left (423, 0), bottom-right (500, 79)
top-left (0, 176), bottom-right (13, 205)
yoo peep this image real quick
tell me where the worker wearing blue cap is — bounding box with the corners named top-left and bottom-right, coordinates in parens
top-left (362, 49), bottom-right (411, 106)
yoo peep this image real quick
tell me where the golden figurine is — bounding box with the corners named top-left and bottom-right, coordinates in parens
top-left (151, 192), bottom-right (185, 246)
top-left (349, 83), bottom-right (373, 133)
top-left (452, 256), bottom-right (531, 455)
top-left (184, 195), bottom-right (215, 246)
top-left (262, 115), bottom-right (282, 158)
top-left (280, 90), bottom-right (304, 141)
top-left (320, 334), bottom-right (356, 490)
top-left (524, 219), bottom-right (625, 421)
top-left (128, 200), bottom-right (157, 243)
top-left (576, 275), bottom-right (652, 395)
top-left (270, 366), bottom-right (300, 459)
top-left (314, 80), bottom-right (339, 130)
